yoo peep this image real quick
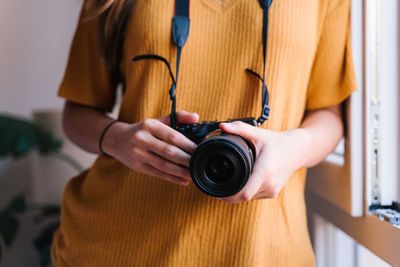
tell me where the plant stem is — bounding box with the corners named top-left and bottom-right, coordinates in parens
top-left (26, 203), bottom-right (59, 210)
top-left (50, 151), bottom-right (84, 172)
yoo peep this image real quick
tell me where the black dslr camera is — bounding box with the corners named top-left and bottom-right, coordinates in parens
top-left (131, 55), bottom-right (267, 198)
top-left (177, 118), bottom-right (257, 197)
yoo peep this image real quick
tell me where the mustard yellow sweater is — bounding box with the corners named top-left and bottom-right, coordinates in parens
top-left (52, 0), bottom-right (356, 266)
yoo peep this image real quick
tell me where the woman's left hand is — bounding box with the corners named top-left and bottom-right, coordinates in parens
top-left (218, 121), bottom-right (309, 203)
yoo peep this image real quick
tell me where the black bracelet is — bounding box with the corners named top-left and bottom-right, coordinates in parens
top-left (99, 120), bottom-right (119, 157)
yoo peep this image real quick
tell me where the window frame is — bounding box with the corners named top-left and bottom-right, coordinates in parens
top-left (306, 0), bottom-right (400, 265)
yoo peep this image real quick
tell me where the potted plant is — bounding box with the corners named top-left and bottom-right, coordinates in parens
top-left (0, 113), bottom-right (82, 266)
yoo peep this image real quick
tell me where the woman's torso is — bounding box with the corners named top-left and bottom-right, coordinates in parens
top-left (51, 0), bottom-right (340, 266)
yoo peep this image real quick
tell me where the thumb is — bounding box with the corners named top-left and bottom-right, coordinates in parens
top-left (157, 111), bottom-right (199, 126)
top-left (176, 110), bottom-right (199, 124)
top-left (219, 121), bottom-right (256, 141)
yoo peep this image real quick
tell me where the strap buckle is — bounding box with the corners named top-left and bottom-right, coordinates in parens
top-left (262, 104), bottom-right (270, 119)
top-left (257, 104), bottom-right (270, 125)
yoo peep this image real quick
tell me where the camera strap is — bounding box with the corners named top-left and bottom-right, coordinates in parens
top-left (132, 0), bottom-right (273, 128)
top-left (172, 0), bottom-right (273, 127)
top-left (169, 0), bottom-right (191, 128)
top-left (256, 0), bottom-right (273, 125)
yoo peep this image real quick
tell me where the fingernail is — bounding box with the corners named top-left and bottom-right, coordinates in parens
top-left (220, 123), bottom-right (231, 129)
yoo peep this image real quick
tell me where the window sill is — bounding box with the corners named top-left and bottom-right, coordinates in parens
top-left (306, 192), bottom-right (400, 266)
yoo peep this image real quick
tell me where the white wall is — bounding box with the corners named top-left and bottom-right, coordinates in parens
top-left (0, 1), bottom-right (89, 266)
top-left (0, 0), bottom-right (81, 116)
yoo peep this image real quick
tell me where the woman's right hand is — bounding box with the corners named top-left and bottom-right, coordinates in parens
top-left (102, 111), bottom-right (199, 186)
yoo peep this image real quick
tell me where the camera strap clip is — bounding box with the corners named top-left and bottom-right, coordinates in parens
top-left (257, 104), bottom-right (270, 125)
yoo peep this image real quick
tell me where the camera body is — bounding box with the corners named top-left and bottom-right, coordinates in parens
top-left (176, 118), bottom-right (257, 197)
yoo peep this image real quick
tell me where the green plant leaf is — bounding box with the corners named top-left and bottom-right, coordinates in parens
top-left (33, 205), bottom-right (60, 224)
top-left (0, 195), bottom-right (26, 248)
top-left (0, 114), bottom-right (62, 159)
top-left (0, 214), bottom-right (19, 247)
top-left (5, 195), bottom-right (27, 214)
top-left (33, 220), bottom-right (60, 267)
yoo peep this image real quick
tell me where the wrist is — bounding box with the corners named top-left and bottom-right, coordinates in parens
top-left (100, 120), bottom-right (128, 157)
top-left (285, 128), bottom-right (313, 169)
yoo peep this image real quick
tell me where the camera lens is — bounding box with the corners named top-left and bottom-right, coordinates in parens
top-left (190, 133), bottom-right (255, 197)
top-left (205, 155), bottom-right (234, 184)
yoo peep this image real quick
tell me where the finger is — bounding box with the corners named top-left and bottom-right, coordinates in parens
top-left (220, 153), bottom-right (268, 203)
top-left (136, 130), bottom-right (192, 167)
top-left (253, 191), bottom-right (268, 200)
top-left (140, 162), bottom-right (189, 186)
top-left (223, 177), bottom-right (262, 203)
top-left (136, 148), bottom-right (191, 180)
top-left (149, 120), bottom-right (197, 154)
top-left (157, 110), bottom-right (199, 126)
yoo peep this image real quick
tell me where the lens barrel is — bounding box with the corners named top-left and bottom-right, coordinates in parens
top-left (190, 133), bottom-right (255, 197)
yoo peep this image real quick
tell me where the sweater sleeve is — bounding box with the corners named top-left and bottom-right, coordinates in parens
top-left (57, 7), bottom-right (115, 112)
top-left (306, 0), bottom-right (357, 110)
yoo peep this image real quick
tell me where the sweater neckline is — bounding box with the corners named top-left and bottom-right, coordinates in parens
top-left (201, 0), bottom-right (239, 13)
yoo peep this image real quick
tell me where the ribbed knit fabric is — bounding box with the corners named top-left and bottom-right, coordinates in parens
top-left (52, 0), bottom-right (357, 266)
